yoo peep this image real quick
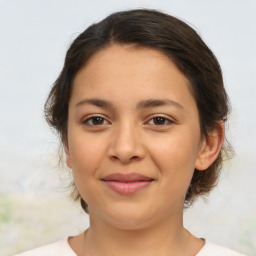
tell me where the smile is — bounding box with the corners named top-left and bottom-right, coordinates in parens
top-left (101, 173), bottom-right (154, 195)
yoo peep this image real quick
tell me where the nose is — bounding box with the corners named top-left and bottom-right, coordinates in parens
top-left (107, 122), bottom-right (146, 164)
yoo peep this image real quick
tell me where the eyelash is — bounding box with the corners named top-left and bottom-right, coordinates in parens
top-left (147, 116), bottom-right (174, 126)
top-left (82, 115), bottom-right (109, 126)
top-left (81, 115), bottom-right (174, 127)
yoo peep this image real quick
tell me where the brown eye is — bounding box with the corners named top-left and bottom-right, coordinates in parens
top-left (82, 116), bottom-right (108, 126)
top-left (91, 117), bottom-right (104, 125)
top-left (153, 117), bottom-right (166, 125)
top-left (147, 116), bottom-right (173, 126)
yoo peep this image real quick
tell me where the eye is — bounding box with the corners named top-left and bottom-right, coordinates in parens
top-left (147, 116), bottom-right (174, 126)
top-left (82, 116), bottom-right (109, 126)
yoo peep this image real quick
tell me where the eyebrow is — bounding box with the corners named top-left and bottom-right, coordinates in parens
top-left (75, 98), bottom-right (184, 110)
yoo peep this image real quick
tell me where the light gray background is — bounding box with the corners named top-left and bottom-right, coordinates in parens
top-left (0, 0), bottom-right (255, 255)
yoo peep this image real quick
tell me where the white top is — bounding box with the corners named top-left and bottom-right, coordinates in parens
top-left (15, 238), bottom-right (246, 256)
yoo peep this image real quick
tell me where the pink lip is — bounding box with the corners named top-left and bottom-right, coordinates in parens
top-left (101, 173), bottom-right (154, 195)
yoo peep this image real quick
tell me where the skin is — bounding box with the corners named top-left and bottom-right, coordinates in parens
top-left (65, 44), bottom-right (223, 256)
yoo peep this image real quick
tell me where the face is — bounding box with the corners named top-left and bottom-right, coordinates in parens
top-left (66, 45), bottom-right (206, 229)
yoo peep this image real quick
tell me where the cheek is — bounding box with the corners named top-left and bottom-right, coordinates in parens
top-left (148, 132), bottom-right (199, 186)
top-left (68, 134), bottom-right (106, 205)
top-left (68, 132), bottom-right (106, 177)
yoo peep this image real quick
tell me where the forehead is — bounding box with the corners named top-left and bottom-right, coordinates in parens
top-left (71, 44), bottom-right (196, 112)
top-left (81, 44), bottom-right (181, 79)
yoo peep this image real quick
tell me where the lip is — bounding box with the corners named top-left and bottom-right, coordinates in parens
top-left (101, 172), bottom-right (154, 195)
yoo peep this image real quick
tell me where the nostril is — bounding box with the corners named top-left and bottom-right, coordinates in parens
top-left (110, 154), bottom-right (139, 163)
top-left (112, 156), bottom-right (119, 160)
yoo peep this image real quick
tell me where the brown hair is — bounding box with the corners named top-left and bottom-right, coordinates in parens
top-left (44, 9), bottom-right (232, 213)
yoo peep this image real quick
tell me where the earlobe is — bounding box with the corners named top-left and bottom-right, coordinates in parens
top-left (195, 122), bottom-right (224, 171)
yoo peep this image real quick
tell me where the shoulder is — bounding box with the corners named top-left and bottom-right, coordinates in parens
top-left (197, 241), bottom-right (247, 256)
top-left (14, 238), bottom-right (77, 256)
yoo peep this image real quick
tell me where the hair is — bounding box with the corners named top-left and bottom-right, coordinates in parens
top-left (44, 9), bottom-right (232, 213)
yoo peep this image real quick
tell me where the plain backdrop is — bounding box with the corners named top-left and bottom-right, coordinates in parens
top-left (0, 0), bottom-right (255, 255)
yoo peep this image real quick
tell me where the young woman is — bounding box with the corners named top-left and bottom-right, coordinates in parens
top-left (16, 9), bottom-right (246, 256)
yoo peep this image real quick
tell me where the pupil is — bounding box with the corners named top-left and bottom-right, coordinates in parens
top-left (154, 117), bottom-right (165, 125)
top-left (93, 117), bottom-right (103, 125)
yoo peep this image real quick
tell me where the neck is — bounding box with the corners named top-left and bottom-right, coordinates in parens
top-left (80, 209), bottom-right (201, 256)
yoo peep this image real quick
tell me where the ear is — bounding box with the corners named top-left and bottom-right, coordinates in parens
top-left (195, 121), bottom-right (224, 171)
top-left (64, 143), bottom-right (72, 169)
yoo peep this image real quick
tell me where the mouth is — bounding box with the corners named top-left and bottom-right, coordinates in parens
top-left (101, 172), bottom-right (154, 195)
